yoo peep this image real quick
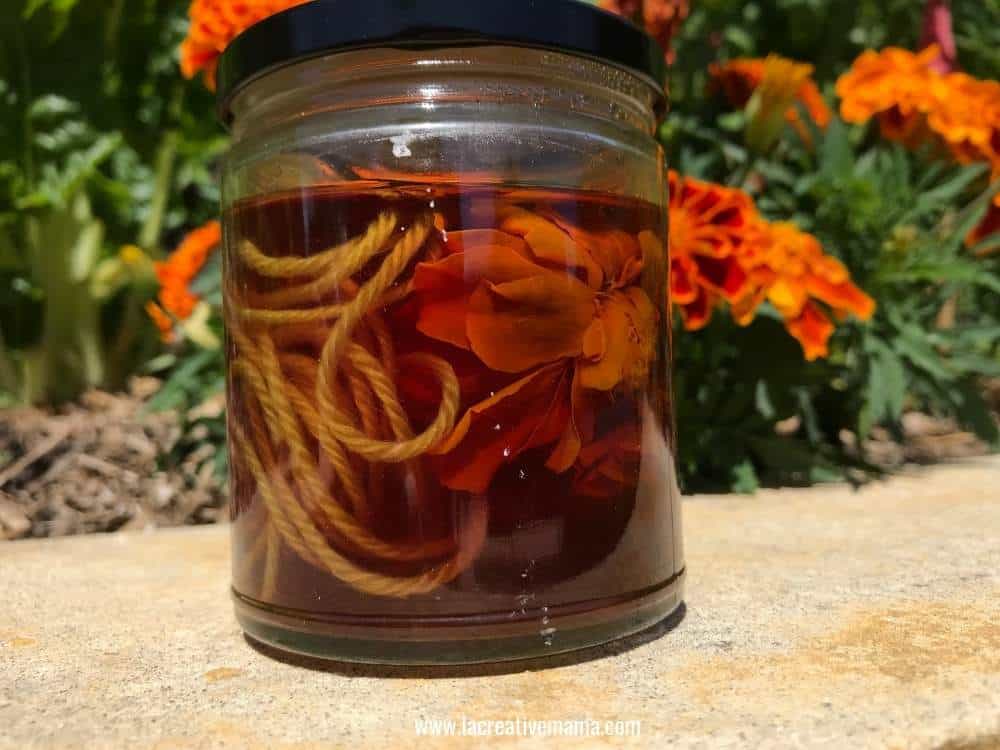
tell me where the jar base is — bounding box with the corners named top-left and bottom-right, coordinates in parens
top-left (234, 571), bottom-right (685, 666)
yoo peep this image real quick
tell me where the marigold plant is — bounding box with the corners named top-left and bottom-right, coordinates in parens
top-left (668, 171), bottom-right (875, 360)
top-left (147, 220), bottom-right (221, 341)
top-left (836, 45), bottom-right (1000, 242)
top-left (599, 0), bottom-right (690, 64)
top-left (710, 55), bottom-right (831, 145)
top-left (180, 0), bottom-right (312, 89)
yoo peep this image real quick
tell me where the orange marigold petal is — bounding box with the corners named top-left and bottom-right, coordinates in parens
top-left (466, 273), bottom-right (596, 373)
top-left (145, 301), bottom-right (176, 343)
top-left (546, 369), bottom-right (593, 474)
top-left (412, 241), bottom-right (548, 349)
top-left (678, 287), bottom-right (714, 331)
top-left (498, 208), bottom-right (605, 289)
top-left (179, 0), bottom-right (313, 88)
top-left (538, 209), bottom-right (645, 289)
top-left (579, 287), bottom-right (658, 392)
top-left (440, 229), bottom-right (531, 257)
top-left (670, 256), bottom-right (699, 305)
top-left (804, 275), bottom-right (876, 321)
top-left (692, 254), bottom-right (751, 302)
top-left (766, 276), bottom-right (810, 319)
top-left (573, 422), bottom-right (642, 499)
top-left (430, 363), bottom-right (573, 493)
top-left (154, 219), bottom-right (221, 321)
top-left (578, 290), bottom-right (636, 391)
top-left (709, 57), bottom-right (830, 131)
top-left (785, 301), bottom-right (835, 361)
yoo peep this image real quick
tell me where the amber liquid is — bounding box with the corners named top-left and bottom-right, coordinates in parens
top-left (225, 182), bottom-right (682, 652)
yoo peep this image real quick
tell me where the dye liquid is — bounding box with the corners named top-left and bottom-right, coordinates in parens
top-left (225, 181), bottom-right (683, 661)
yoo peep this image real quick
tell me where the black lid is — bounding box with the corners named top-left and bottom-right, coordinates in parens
top-left (216, 0), bottom-right (667, 121)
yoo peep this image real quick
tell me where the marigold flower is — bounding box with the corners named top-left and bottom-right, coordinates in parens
top-left (146, 301), bottom-right (177, 344)
top-left (180, 0), bottom-right (312, 89)
top-left (599, 0), bottom-right (690, 64)
top-left (837, 45), bottom-right (1000, 244)
top-left (149, 220), bottom-right (222, 338)
top-left (927, 74), bottom-right (1000, 166)
top-left (410, 209), bottom-right (659, 492)
top-left (836, 46), bottom-right (941, 126)
top-left (667, 171), bottom-right (874, 359)
top-left (573, 422), bottom-right (642, 499)
top-left (711, 55), bottom-right (831, 146)
top-left (732, 221), bottom-right (876, 360)
top-left (667, 170), bottom-right (756, 330)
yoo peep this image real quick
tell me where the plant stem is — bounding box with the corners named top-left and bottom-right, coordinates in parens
top-left (139, 129), bottom-right (179, 251)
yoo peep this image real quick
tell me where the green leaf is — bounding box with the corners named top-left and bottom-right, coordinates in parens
top-left (947, 179), bottom-right (1000, 251)
top-left (27, 94), bottom-right (79, 120)
top-left (23, 0), bottom-right (82, 40)
top-left (188, 249), bottom-right (221, 301)
top-left (723, 27), bottom-right (755, 53)
top-left (857, 400), bottom-right (875, 441)
top-left (880, 261), bottom-right (1000, 296)
top-left (818, 119), bottom-right (852, 179)
top-left (145, 348), bottom-right (217, 413)
top-left (717, 111), bottom-right (746, 133)
top-left (895, 329), bottom-right (954, 381)
top-left (754, 380), bottom-right (776, 420)
top-left (900, 163), bottom-right (989, 224)
top-left (972, 233), bottom-right (1000, 257)
top-left (729, 459), bottom-right (760, 494)
top-left (946, 353), bottom-right (1000, 377)
top-left (144, 353), bottom-right (177, 374)
top-left (867, 342), bottom-right (907, 422)
top-left (68, 193), bottom-right (103, 282)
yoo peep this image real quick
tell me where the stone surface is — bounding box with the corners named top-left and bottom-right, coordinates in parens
top-left (2, 458), bottom-right (999, 749)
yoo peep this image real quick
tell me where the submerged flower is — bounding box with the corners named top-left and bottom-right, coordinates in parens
top-left (573, 422), bottom-right (642, 499)
top-left (711, 55), bottom-right (831, 147)
top-left (411, 209), bottom-right (659, 492)
top-left (148, 220), bottom-right (221, 339)
top-left (180, 0), bottom-right (311, 88)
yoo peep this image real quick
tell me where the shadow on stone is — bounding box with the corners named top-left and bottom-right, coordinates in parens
top-left (242, 603), bottom-right (687, 679)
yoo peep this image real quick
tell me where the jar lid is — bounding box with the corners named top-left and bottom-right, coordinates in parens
top-left (216, 0), bottom-right (667, 121)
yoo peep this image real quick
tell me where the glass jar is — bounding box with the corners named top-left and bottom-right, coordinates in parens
top-left (218, 0), bottom-right (684, 664)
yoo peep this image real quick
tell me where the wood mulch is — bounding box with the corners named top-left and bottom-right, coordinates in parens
top-left (0, 378), bottom-right (226, 540)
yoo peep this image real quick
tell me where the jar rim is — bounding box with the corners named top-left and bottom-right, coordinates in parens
top-left (216, 0), bottom-right (667, 124)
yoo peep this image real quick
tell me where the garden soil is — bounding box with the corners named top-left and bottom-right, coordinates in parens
top-left (0, 379), bottom-right (225, 540)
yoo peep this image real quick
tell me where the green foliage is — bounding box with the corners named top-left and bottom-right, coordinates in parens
top-left (666, 2), bottom-right (1000, 491)
top-left (0, 0), bottom-right (222, 404)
